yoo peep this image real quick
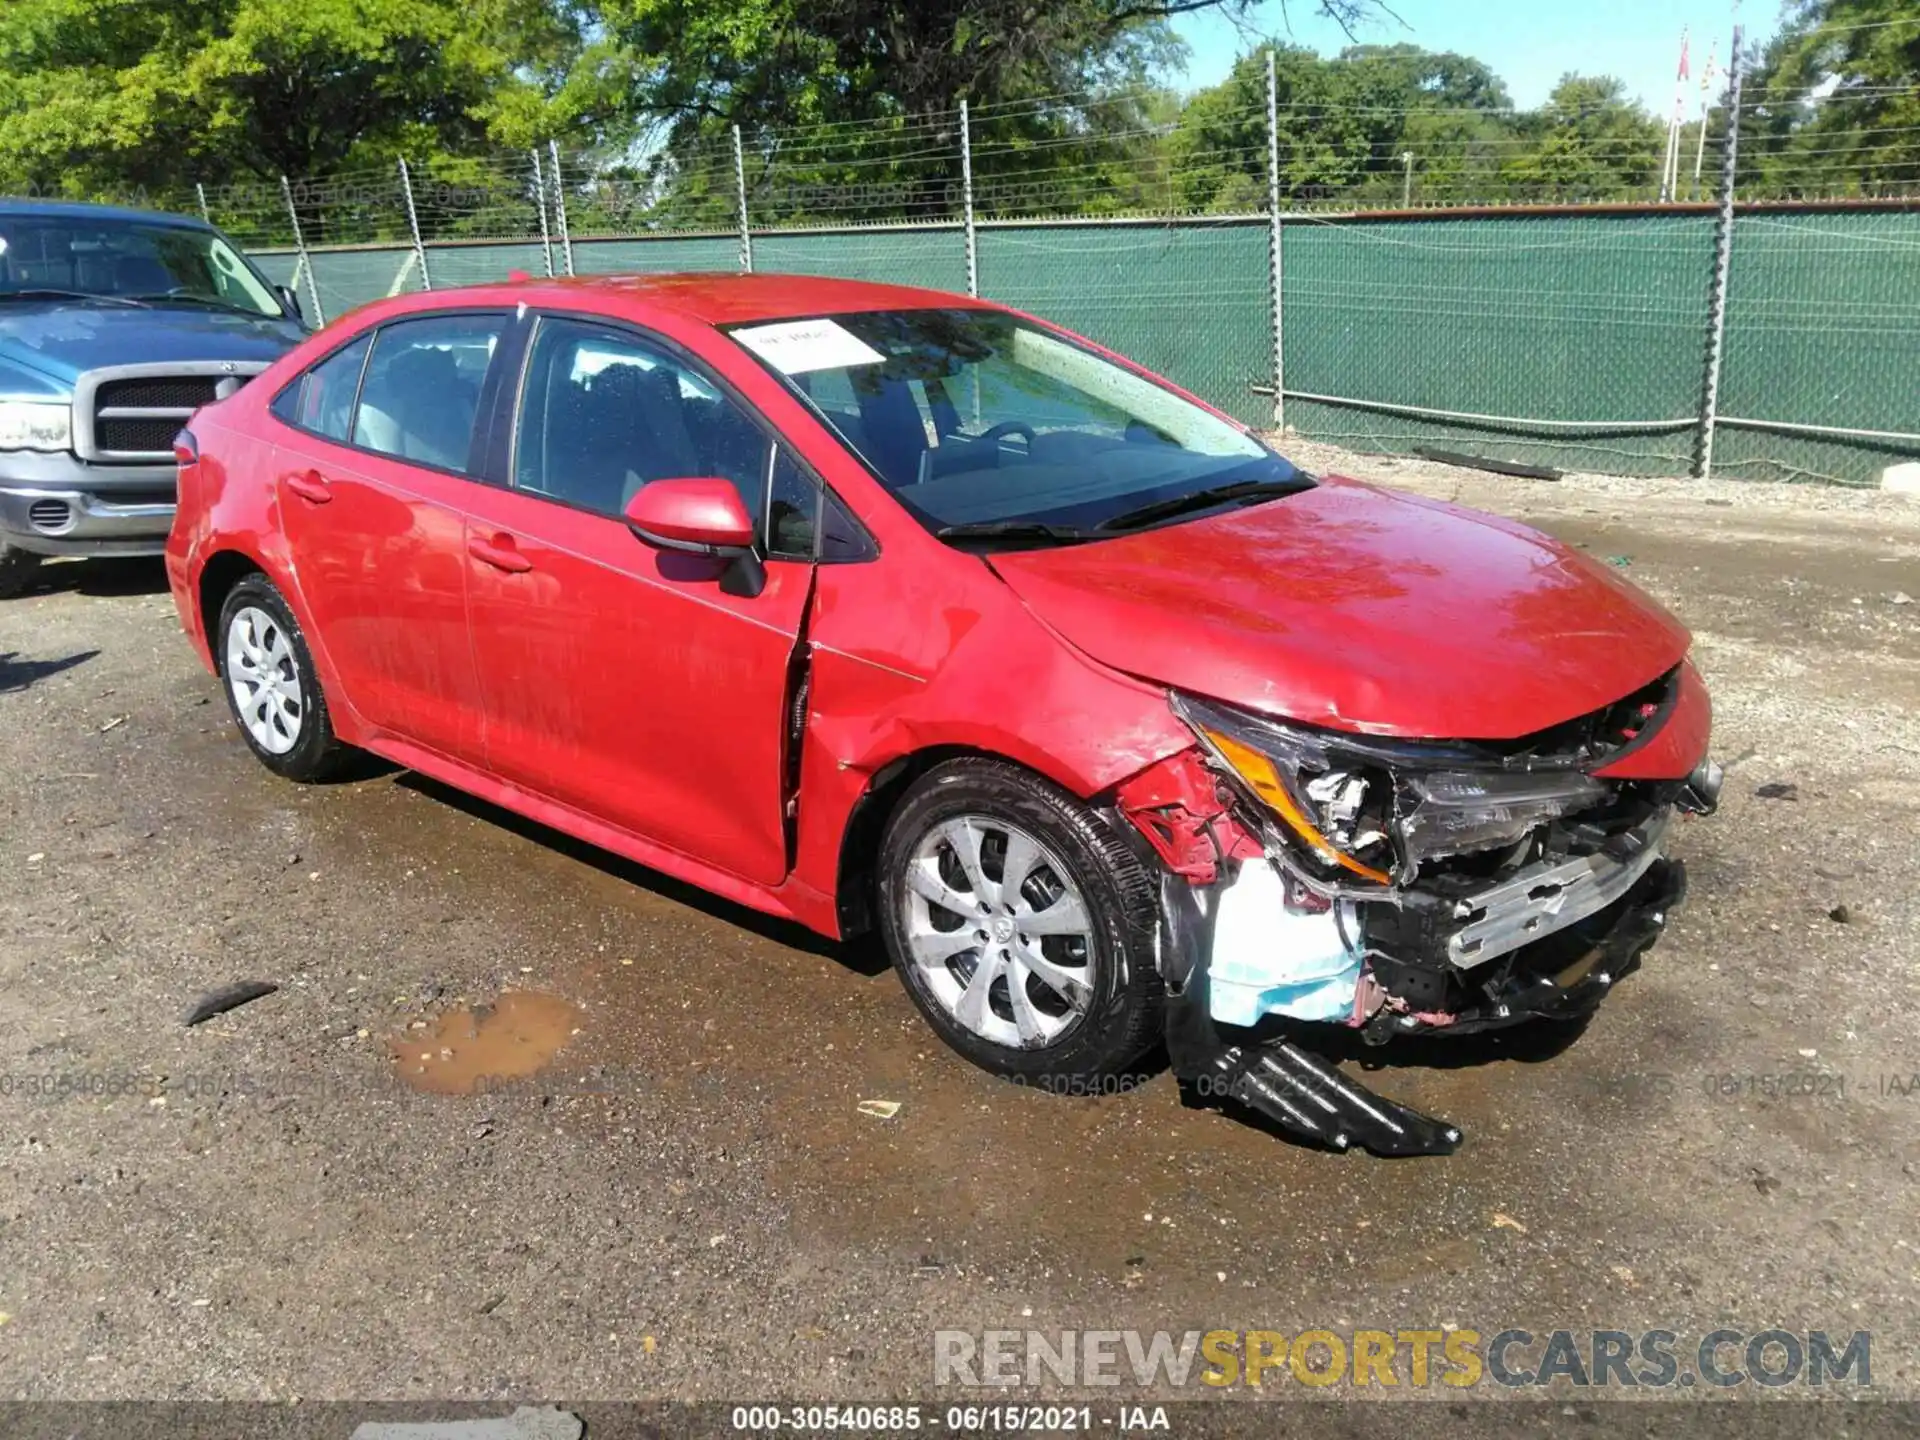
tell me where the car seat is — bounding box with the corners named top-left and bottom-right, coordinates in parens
top-left (379, 346), bottom-right (478, 470)
top-left (113, 255), bottom-right (180, 296)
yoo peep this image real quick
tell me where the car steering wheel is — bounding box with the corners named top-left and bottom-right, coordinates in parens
top-left (978, 421), bottom-right (1036, 449)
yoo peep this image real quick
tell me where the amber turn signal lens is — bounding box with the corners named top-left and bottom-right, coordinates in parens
top-left (1202, 728), bottom-right (1392, 885)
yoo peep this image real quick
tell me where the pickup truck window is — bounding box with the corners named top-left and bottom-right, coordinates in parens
top-left (0, 215), bottom-right (283, 318)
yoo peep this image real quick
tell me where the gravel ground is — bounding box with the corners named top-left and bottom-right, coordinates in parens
top-left (1, 444), bottom-right (1917, 1419)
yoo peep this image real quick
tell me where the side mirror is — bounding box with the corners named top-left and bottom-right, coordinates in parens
top-left (623, 478), bottom-right (766, 598)
top-left (276, 284), bottom-right (304, 322)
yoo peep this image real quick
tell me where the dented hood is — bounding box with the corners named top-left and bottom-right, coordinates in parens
top-left (988, 475), bottom-right (1691, 740)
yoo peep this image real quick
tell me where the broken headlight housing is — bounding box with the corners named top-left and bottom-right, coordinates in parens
top-left (1172, 693), bottom-right (1611, 890)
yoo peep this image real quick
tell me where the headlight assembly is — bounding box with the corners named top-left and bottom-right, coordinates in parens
top-left (1172, 693), bottom-right (1613, 888)
top-left (0, 400), bottom-right (72, 453)
top-left (1175, 694), bottom-right (1397, 885)
top-left (1396, 768), bottom-right (1608, 867)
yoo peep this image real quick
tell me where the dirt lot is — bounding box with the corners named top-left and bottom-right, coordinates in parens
top-left (2, 445), bottom-right (1918, 1414)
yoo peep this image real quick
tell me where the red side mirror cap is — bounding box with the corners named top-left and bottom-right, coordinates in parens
top-left (623, 478), bottom-right (756, 554)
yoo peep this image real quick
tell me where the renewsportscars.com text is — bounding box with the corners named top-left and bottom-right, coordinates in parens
top-left (933, 1328), bottom-right (1871, 1390)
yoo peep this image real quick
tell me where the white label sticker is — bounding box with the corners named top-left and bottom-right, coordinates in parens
top-left (731, 318), bottom-right (885, 375)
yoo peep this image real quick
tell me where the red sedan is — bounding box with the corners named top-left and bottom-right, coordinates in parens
top-left (165, 274), bottom-right (1720, 1155)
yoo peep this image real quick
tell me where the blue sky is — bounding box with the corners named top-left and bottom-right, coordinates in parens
top-left (1170, 0), bottom-right (1775, 113)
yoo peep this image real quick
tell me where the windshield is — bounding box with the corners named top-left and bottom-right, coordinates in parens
top-left (726, 308), bottom-right (1306, 537)
top-left (0, 215), bottom-right (285, 317)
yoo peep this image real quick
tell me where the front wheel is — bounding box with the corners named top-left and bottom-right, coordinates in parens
top-left (876, 758), bottom-right (1163, 1084)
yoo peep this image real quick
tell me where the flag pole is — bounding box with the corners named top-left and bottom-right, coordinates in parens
top-left (1691, 41), bottom-right (1719, 199)
top-left (1661, 28), bottom-right (1690, 202)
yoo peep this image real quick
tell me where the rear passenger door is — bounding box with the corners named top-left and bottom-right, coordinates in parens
top-left (271, 310), bottom-right (509, 761)
top-left (461, 314), bottom-right (820, 884)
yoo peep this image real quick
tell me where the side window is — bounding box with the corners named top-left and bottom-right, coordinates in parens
top-left (269, 377), bottom-right (302, 427)
top-left (766, 447), bottom-right (817, 559)
top-left (819, 487), bottom-right (874, 562)
top-left (289, 333), bottom-right (372, 442)
top-left (514, 317), bottom-right (769, 522)
top-left (764, 446), bottom-right (874, 562)
top-left (352, 313), bottom-right (505, 473)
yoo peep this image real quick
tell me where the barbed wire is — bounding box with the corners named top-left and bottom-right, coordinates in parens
top-left (12, 70), bottom-right (1919, 248)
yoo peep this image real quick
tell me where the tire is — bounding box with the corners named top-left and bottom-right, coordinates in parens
top-left (876, 757), bottom-right (1163, 1084)
top-left (0, 541), bottom-right (40, 600)
top-left (214, 573), bottom-right (347, 781)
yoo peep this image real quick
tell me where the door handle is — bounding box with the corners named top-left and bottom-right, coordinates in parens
top-left (284, 470), bottom-right (331, 505)
top-left (468, 533), bottom-right (533, 574)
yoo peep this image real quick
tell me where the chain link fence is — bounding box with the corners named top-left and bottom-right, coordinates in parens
top-left (23, 35), bottom-right (1920, 486)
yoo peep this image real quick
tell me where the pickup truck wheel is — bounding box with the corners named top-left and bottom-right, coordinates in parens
top-left (216, 574), bottom-right (346, 781)
top-left (0, 541), bottom-right (40, 600)
top-left (877, 758), bottom-right (1162, 1085)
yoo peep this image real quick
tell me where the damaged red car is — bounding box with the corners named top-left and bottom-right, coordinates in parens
top-left (165, 275), bottom-right (1720, 1155)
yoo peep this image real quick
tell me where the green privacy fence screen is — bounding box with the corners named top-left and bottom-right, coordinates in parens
top-left (1713, 212), bottom-right (1920, 485)
top-left (251, 205), bottom-right (1920, 486)
top-left (977, 223), bottom-right (1274, 428)
top-left (1278, 213), bottom-right (1717, 478)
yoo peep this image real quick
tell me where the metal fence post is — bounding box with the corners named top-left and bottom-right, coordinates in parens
top-left (733, 124), bottom-right (753, 274)
top-left (398, 159), bottom-right (431, 291)
top-left (531, 148), bottom-right (555, 277)
top-left (548, 140), bottom-right (575, 276)
top-left (1266, 49), bottom-right (1285, 432)
top-left (195, 183), bottom-right (212, 226)
top-left (279, 175), bottom-right (324, 325)
top-left (961, 99), bottom-right (979, 297)
top-left (1695, 26), bottom-right (1742, 479)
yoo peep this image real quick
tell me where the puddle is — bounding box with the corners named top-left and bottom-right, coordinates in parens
top-left (389, 990), bottom-right (584, 1095)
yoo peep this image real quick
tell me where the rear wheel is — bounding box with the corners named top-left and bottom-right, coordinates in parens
top-left (0, 541), bottom-right (40, 600)
top-left (876, 758), bottom-right (1162, 1084)
top-left (216, 573), bottom-right (347, 781)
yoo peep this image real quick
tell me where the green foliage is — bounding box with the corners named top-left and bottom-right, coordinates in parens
top-left (1170, 47), bottom-right (1664, 213)
top-left (1494, 76), bottom-right (1665, 200)
top-left (0, 0), bottom-right (1913, 223)
top-left (0, 0), bottom-right (580, 197)
top-left (1746, 0), bottom-right (1920, 195)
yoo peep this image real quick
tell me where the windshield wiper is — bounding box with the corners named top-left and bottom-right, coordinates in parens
top-left (1097, 476), bottom-right (1312, 532)
top-left (0, 288), bottom-right (148, 307)
top-left (935, 520), bottom-right (1107, 547)
top-left (126, 292), bottom-right (267, 316)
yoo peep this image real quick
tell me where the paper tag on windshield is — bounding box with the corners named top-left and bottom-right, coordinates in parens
top-left (732, 319), bottom-right (884, 375)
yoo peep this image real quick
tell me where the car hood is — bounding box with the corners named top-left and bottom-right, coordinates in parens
top-left (987, 475), bottom-right (1691, 740)
top-left (0, 301), bottom-right (303, 388)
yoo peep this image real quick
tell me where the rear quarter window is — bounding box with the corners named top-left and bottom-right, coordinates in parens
top-left (275, 334), bottom-right (373, 443)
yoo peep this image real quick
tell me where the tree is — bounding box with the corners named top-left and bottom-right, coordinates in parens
top-left (0, 0), bottom-right (579, 198)
top-left (1746, 0), bottom-right (1920, 196)
top-left (1497, 75), bottom-right (1664, 200)
top-left (1169, 43), bottom-right (1514, 211)
top-left (567, 0), bottom-right (1395, 222)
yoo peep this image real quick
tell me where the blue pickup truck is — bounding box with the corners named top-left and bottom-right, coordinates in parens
top-left (0, 199), bottom-right (309, 597)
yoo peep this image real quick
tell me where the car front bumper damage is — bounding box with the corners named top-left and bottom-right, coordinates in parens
top-left (1119, 743), bottom-right (1720, 1158)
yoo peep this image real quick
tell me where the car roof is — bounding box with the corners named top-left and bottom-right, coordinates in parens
top-left (410, 271), bottom-right (998, 327)
top-left (0, 198), bottom-right (212, 230)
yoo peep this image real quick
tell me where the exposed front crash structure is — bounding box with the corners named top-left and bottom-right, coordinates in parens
top-left (1114, 668), bottom-right (1721, 1157)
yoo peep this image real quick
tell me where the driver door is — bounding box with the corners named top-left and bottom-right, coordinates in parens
top-left (461, 314), bottom-right (812, 886)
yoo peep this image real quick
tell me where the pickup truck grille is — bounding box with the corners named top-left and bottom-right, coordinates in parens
top-left (74, 362), bottom-right (271, 462)
top-left (98, 416), bottom-right (198, 454)
top-left (96, 376), bottom-right (224, 412)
